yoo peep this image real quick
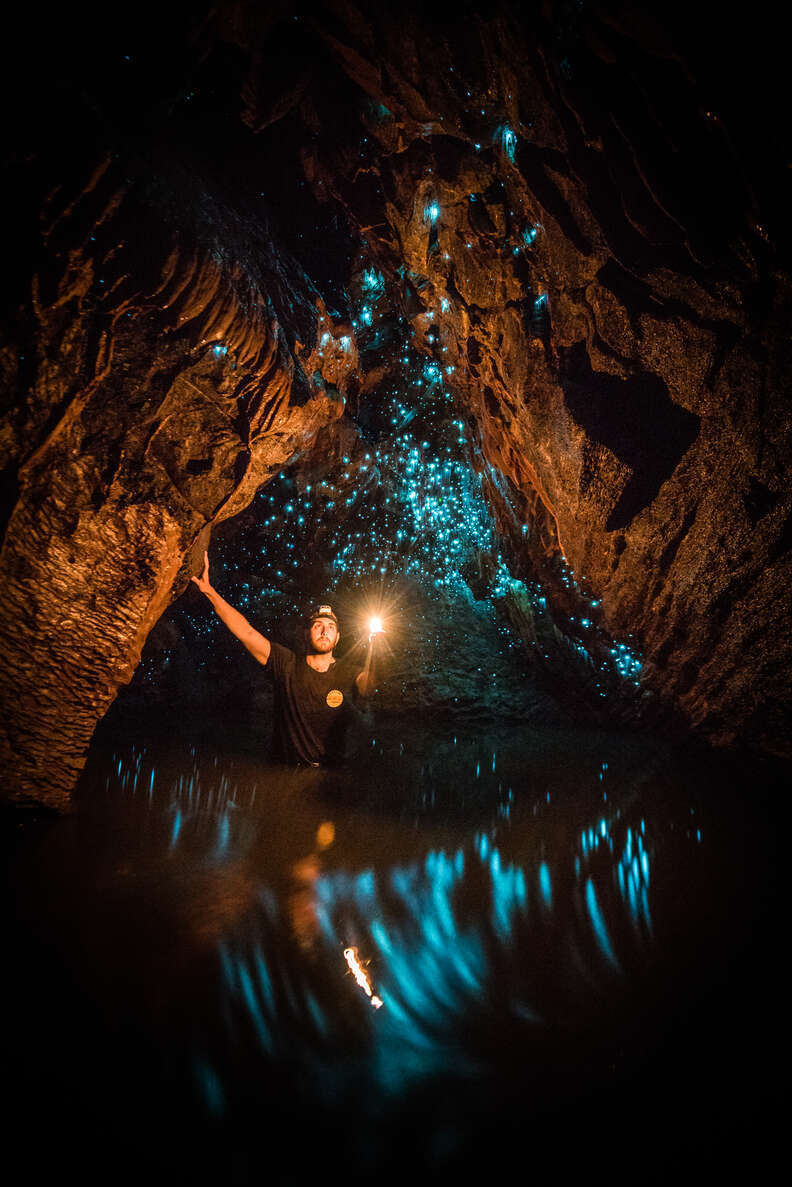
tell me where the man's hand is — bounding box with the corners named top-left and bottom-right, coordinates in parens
top-left (357, 630), bottom-right (383, 696)
top-left (189, 550), bottom-right (271, 665)
top-left (191, 550), bottom-right (213, 596)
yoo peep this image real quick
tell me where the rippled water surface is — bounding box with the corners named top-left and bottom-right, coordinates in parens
top-left (5, 718), bottom-right (781, 1184)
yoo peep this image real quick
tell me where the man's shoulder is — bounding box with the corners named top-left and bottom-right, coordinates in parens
top-left (268, 641), bottom-right (297, 673)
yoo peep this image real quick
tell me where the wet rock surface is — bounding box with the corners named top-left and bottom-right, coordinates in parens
top-left (1, 1), bottom-right (790, 804)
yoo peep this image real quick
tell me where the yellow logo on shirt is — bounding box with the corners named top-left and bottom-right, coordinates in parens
top-left (326, 689), bottom-right (343, 708)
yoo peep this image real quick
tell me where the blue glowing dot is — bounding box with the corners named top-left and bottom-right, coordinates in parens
top-left (361, 268), bottom-right (384, 295)
top-left (499, 125), bottom-right (517, 161)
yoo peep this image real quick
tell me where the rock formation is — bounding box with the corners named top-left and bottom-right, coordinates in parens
top-left (1, 0), bottom-right (790, 806)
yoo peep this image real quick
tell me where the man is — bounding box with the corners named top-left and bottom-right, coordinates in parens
top-left (191, 551), bottom-right (378, 766)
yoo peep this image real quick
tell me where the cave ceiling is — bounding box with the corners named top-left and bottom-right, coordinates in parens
top-left (1, 0), bottom-right (790, 806)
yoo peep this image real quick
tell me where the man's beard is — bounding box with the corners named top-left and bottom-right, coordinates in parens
top-left (310, 638), bottom-right (334, 653)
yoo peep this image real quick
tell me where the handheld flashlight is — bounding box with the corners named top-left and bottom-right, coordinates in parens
top-left (368, 616), bottom-right (384, 636)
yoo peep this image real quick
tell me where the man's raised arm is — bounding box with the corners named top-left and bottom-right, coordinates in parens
top-left (191, 551), bottom-right (271, 665)
top-left (355, 629), bottom-right (383, 697)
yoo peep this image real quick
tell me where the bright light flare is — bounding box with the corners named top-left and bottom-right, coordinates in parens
top-left (344, 946), bottom-right (383, 1009)
top-left (368, 616), bottom-right (384, 635)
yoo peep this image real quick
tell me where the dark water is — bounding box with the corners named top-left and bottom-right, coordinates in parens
top-left (4, 718), bottom-right (782, 1184)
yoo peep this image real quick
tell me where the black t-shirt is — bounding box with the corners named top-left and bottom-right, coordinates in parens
top-left (266, 642), bottom-right (362, 766)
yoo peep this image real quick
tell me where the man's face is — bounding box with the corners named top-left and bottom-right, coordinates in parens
top-left (308, 617), bottom-right (339, 654)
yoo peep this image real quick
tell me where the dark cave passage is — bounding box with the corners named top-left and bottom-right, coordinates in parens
top-left (2, 2), bottom-right (790, 806)
top-left (1, 2), bottom-right (790, 1180)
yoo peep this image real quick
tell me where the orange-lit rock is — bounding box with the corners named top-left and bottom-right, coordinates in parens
top-left (0, 155), bottom-right (351, 805)
top-left (1, 1), bottom-right (790, 806)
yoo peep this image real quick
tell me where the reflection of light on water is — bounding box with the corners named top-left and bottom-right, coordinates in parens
top-left (316, 821), bottom-right (335, 850)
top-left (170, 808), bottom-right (182, 848)
top-left (538, 861), bottom-right (552, 909)
top-left (93, 736), bottom-right (728, 1125)
top-left (585, 878), bottom-right (620, 969)
top-left (344, 946), bottom-right (383, 1009)
top-left (617, 825), bottom-right (652, 934)
top-left (105, 743), bottom-right (660, 1088)
top-left (315, 842), bottom-right (529, 1060)
top-left (576, 814), bottom-right (654, 941)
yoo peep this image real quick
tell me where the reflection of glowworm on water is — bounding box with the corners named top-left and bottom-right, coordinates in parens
top-left (108, 745), bottom-right (259, 864)
top-left (617, 823), bottom-right (653, 935)
top-left (208, 816), bottom-right (656, 1098)
top-left (574, 814), bottom-right (654, 972)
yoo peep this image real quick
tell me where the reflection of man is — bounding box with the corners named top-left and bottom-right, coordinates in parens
top-left (289, 820), bottom-right (335, 951)
top-left (192, 552), bottom-right (379, 766)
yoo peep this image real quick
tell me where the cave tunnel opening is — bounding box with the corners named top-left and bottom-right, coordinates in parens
top-left (2, 1), bottom-right (788, 1182)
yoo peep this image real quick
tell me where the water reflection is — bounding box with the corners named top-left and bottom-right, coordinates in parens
top-left (203, 793), bottom-right (665, 1099)
top-left (5, 721), bottom-right (774, 1179)
top-left (105, 736), bottom-right (682, 1068)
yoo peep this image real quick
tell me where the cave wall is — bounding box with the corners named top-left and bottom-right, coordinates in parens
top-left (1, 0), bottom-right (790, 805)
top-left (231, 0), bottom-right (791, 750)
top-left (0, 140), bottom-right (357, 805)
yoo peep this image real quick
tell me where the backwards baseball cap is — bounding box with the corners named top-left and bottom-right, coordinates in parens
top-left (306, 603), bottom-right (339, 627)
